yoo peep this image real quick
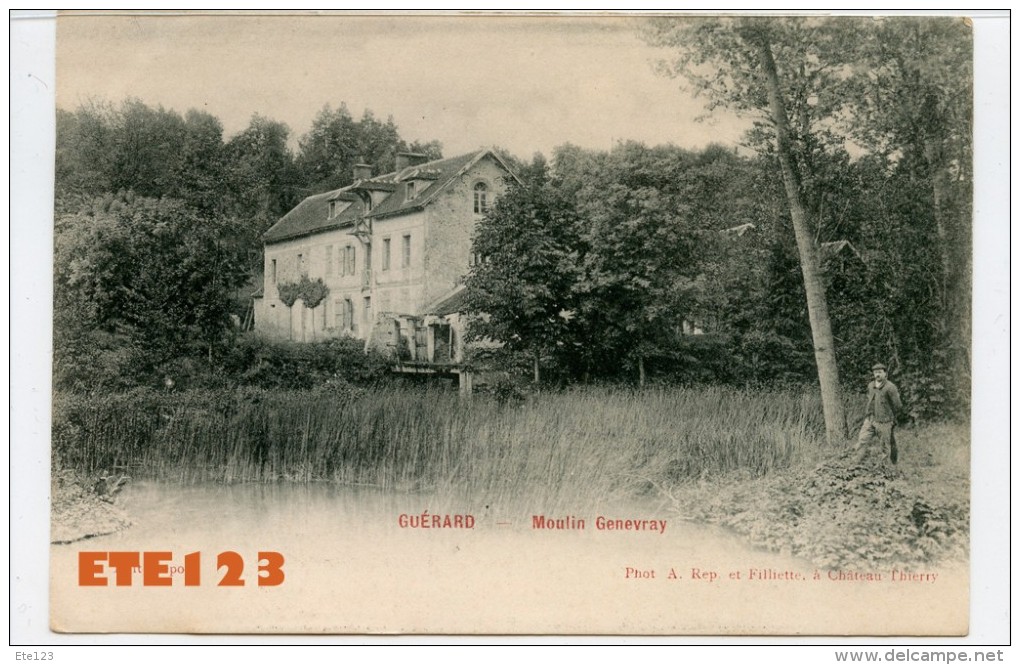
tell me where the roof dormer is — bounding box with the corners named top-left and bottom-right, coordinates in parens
top-left (327, 191), bottom-right (358, 219)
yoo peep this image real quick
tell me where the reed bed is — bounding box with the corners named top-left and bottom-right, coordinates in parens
top-left (52, 385), bottom-right (827, 510)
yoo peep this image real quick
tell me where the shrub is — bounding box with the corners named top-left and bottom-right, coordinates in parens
top-left (205, 333), bottom-right (393, 390)
top-left (276, 275), bottom-right (329, 308)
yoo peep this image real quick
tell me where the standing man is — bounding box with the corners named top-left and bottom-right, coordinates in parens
top-left (857, 363), bottom-right (903, 464)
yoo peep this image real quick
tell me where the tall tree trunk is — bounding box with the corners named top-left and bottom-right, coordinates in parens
top-left (756, 35), bottom-right (847, 443)
top-left (638, 355), bottom-right (646, 387)
top-left (533, 348), bottom-right (541, 384)
top-left (922, 138), bottom-right (952, 316)
top-left (924, 135), bottom-right (971, 393)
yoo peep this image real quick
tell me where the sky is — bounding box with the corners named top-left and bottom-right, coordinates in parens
top-left (55, 12), bottom-right (754, 160)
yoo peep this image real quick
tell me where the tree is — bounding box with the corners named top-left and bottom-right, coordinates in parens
top-left (467, 142), bottom-right (759, 386)
top-left (55, 101), bottom-right (117, 209)
top-left (567, 142), bottom-right (721, 385)
top-left (56, 99), bottom-right (234, 214)
top-left (295, 104), bottom-right (444, 192)
top-left (835, 18), bottom-right (973, 401)
top-left (224, 114), bottom-right (301, 272)
top-left (107, 99), bottom-right (193, 200)
top-left (54, 193), bottom-right (250, 387)
top-left (173, 109), bottom-right (229, 214)
top-left (407, 139), bottom-right (444, 162)
top-left (839, 18), bottom-right (971, 295)
top-left (464, 156), bottom-right (583, 383)
top-left (644, 17), bottom-right (850, 442)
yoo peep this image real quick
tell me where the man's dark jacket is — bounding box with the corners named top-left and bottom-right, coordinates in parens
top-left (866, 380), bottom-right (902, 423)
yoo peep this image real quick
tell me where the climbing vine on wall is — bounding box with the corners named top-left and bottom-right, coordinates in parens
top-left (277, 275), bottom-right (330, 308)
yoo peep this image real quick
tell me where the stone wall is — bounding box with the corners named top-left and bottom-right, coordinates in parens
top-left (423, 156), bottom-right (512, 307)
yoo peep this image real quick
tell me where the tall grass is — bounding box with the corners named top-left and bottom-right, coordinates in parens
top-left (53, 385), bottom-right (827, 511)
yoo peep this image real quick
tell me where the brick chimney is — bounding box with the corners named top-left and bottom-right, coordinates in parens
top-left (394, 151), bottom-right (428, 171)
top-left (353, 163), bottom-right (372, 181)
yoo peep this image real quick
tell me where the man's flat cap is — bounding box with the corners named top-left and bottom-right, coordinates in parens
top-left (871, 363), bottom-right (887, 371)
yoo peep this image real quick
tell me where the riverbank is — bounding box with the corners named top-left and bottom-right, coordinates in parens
top-left (51, 468), bottom-right (132, 544)
top-left (667, 422), bottom-right (969, 570)
top-left (50, 386), bottom-right (970, 567)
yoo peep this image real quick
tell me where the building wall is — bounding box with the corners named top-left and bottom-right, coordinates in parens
top-left (422, 155), bottom-right (512, 308)
top-left (256, 227), bottom-right (369, 341)
top-left (370, 209), bottom-right (427, 316)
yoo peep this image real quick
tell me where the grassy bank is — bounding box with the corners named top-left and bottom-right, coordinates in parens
top-left (668, 421), bottom-right (970, 569)
top-left (53, 385), bottom-right (825, 509)
top-left (53, 385), bottom-right (968, 567)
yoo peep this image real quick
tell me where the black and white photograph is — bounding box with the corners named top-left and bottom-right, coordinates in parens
top-left (9, 10), bottom-right (1010, 644)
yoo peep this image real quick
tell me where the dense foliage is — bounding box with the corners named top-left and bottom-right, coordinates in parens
top-left (463, 156), bottom-right (584, 382)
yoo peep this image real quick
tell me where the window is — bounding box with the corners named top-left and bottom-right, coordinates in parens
top-left (363, 297), bottom-right (371, 325)
top-left (382, 238), bottom-right (391, 271)
top-left (325, 245), bottom-right (333, 276)
top-left (271, 259), bottom-right (277, 283)
top-left (343, 299), bottom-right (354, 331)
top-left (401, 234), bottom-right (411, 269)
top-left (338, 245), bottom-right (355, 277)
top-left (473, 182), bottom-right (489, 214)
top-left (328, 201), bottom-right (336, 218)
top-left (297, 253), bottom-right (305, 276)
top-left (406, 181), bottom-right (416, 201)
top-left (333, 299), bottom-right (343, 328)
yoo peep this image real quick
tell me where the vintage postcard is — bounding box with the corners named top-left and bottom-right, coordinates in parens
top-left (35, 11), bottom-right (996, 637)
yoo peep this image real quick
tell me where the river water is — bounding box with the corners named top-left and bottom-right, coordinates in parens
top-left (51, 481), bottom-right (967, 635)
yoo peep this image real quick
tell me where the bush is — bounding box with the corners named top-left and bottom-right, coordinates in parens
top-left (55, 329), bottom-right (396, 395)
top-left (640, 333), bottom-right (742, 386)
top-left (216, 333), bottom-right (393, 390)
top-left (52, 330), bottom-right (154, 393)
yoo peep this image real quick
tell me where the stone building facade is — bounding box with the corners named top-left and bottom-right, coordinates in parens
top-left (254, 149), bottom-right (518, 365)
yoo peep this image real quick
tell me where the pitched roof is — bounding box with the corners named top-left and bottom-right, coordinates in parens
top-left (263, 149), bottom-right (516, 244)
top-left (424, 284), bottom-right (470, 317)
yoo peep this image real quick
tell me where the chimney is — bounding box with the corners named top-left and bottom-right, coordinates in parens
top-left (395, 151), bottom-right (428, 171)
top-left (353, 163), bottom-right (372, 181)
